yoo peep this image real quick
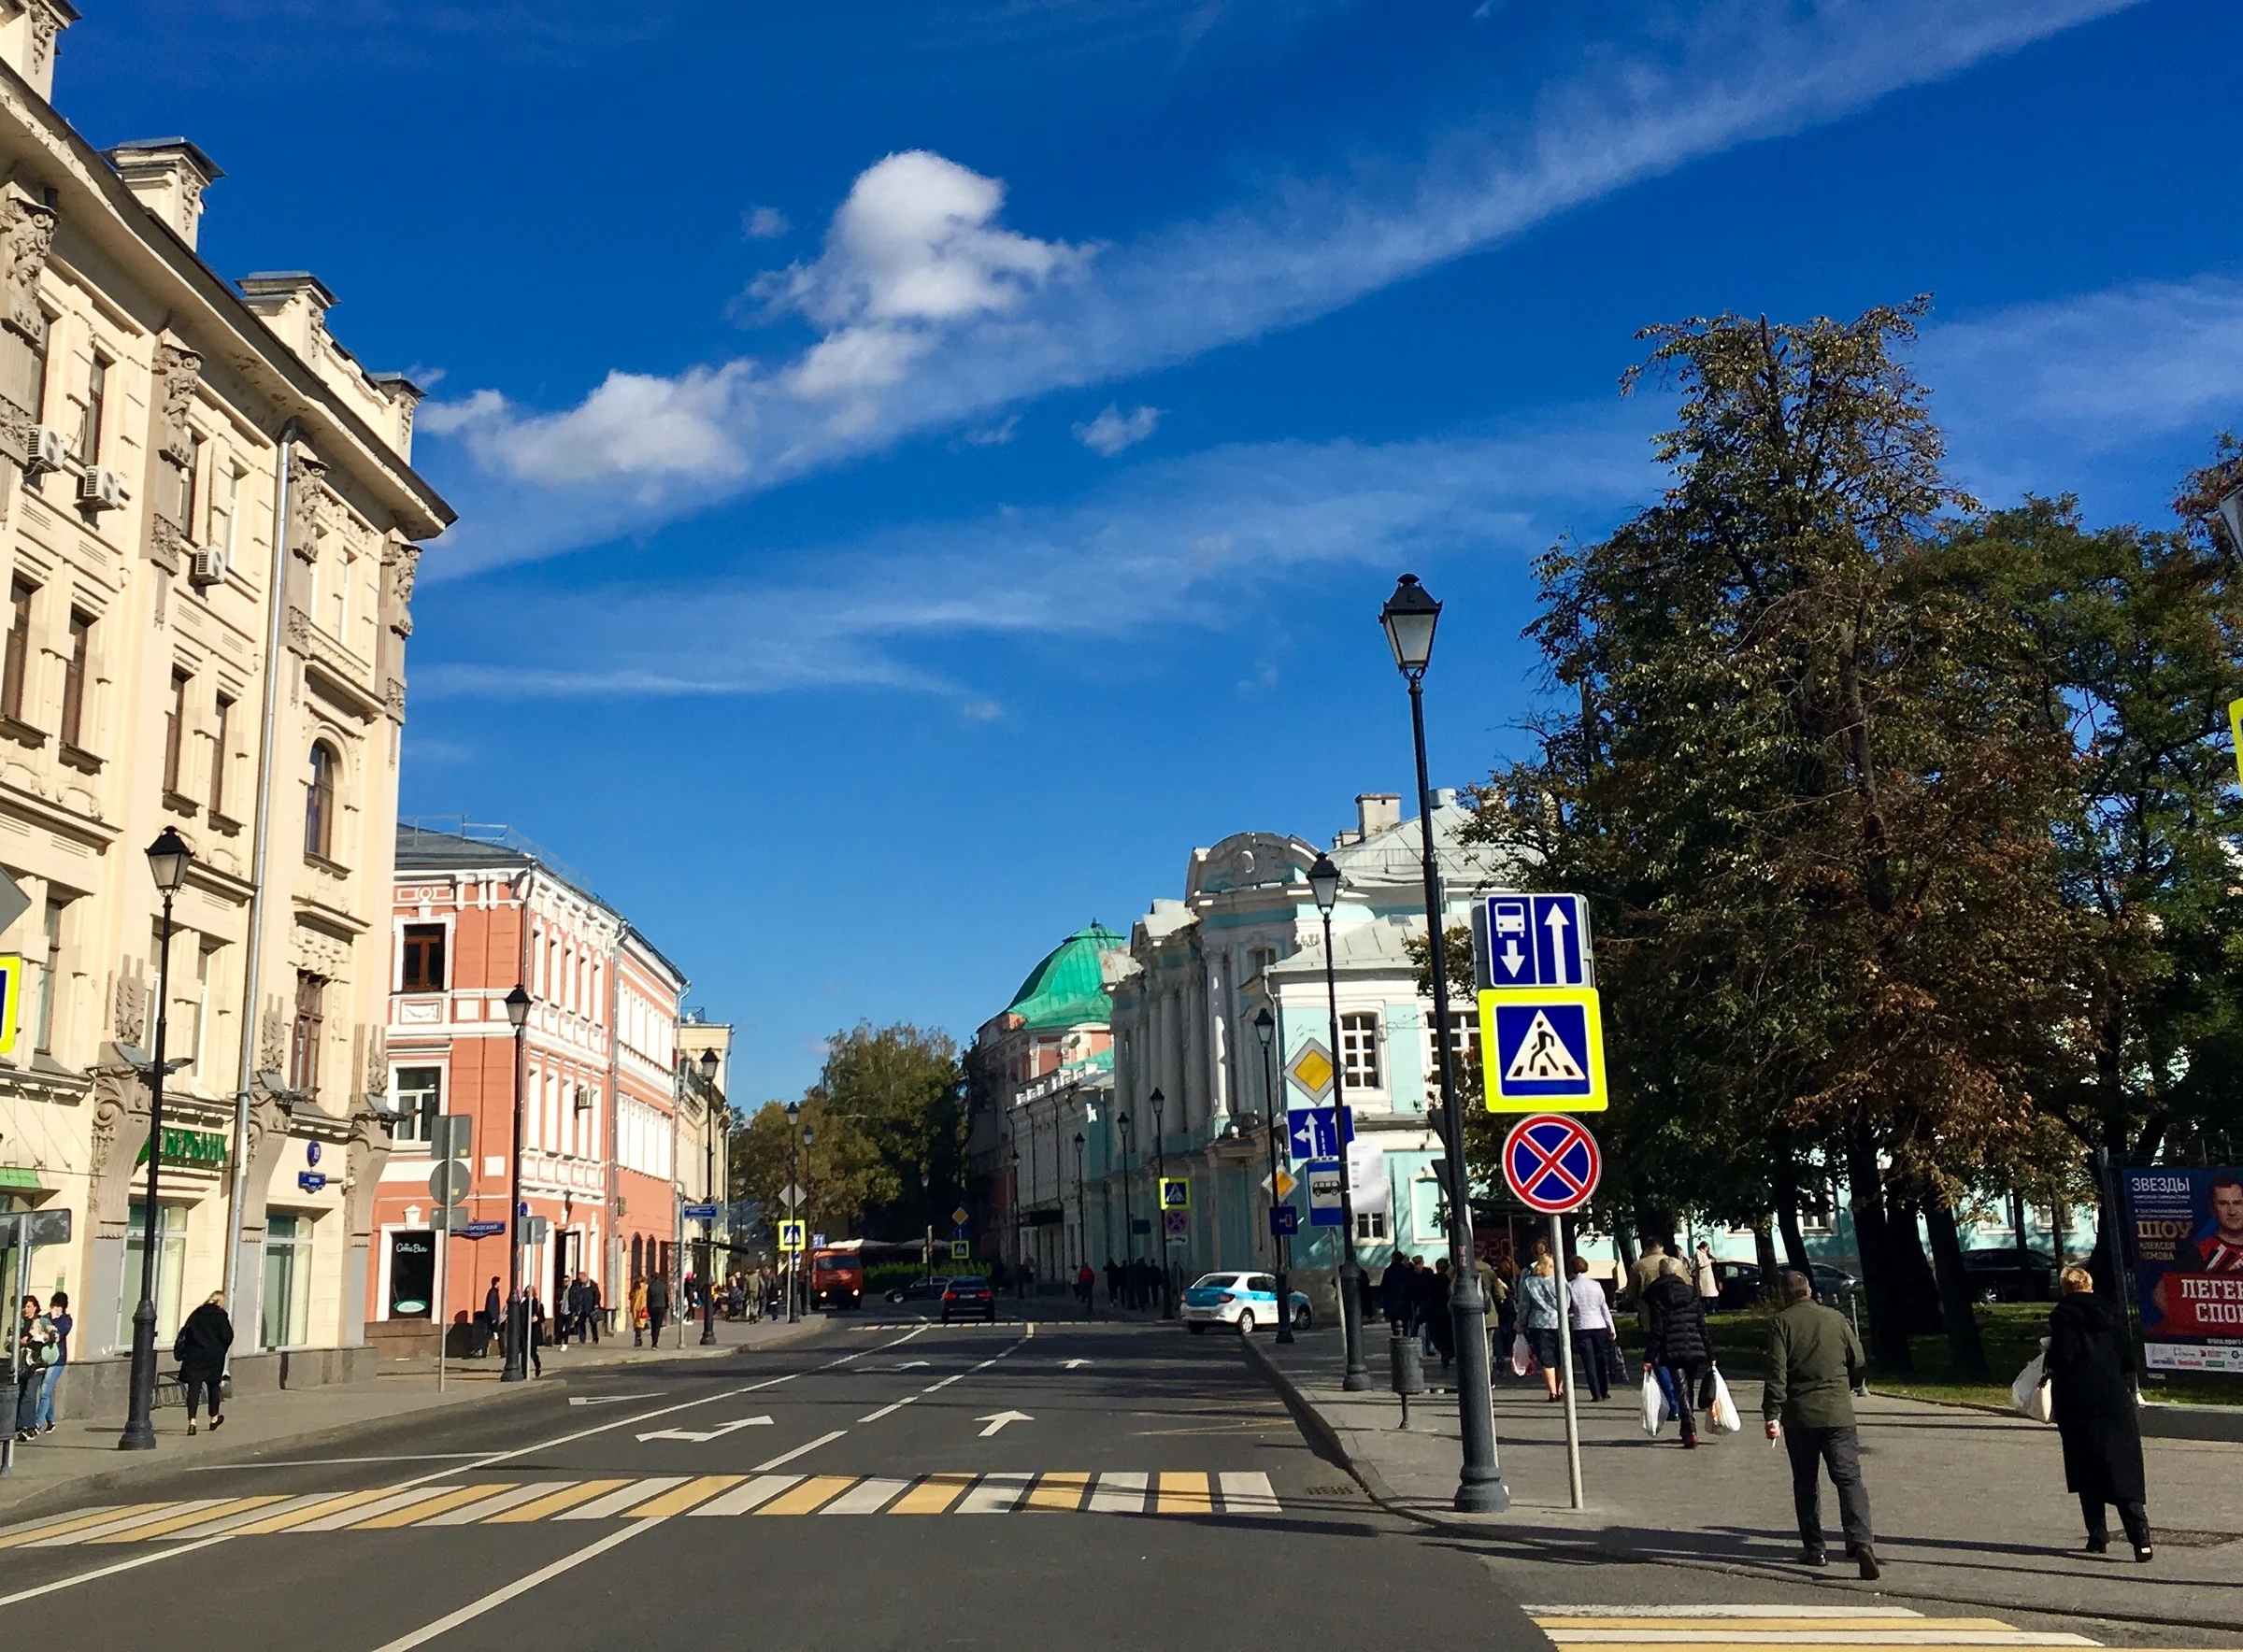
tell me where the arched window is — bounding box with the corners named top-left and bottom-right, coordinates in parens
top-left (305, 742), bottom-right (336, 859)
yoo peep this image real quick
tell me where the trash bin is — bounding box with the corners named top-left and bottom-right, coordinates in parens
top-left (1390, 1319), bottom-right (1426, 1426)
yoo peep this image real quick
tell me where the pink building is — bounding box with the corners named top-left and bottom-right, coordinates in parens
top-left (365, 823), bottom-right (704, 1350)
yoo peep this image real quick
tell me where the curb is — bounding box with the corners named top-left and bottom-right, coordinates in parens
top-left (0, 1317), bottom-right (832, 1525)
top-left (1239, 1334), bottom-right (2243, 1637)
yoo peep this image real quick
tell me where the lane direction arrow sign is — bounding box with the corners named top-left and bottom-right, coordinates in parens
top-left (636, 1415), bottom-right (775, 1444)
top-left (975, 1410), bottom-right (1033, 1437)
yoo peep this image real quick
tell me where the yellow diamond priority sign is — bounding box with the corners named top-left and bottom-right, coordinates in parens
top-left (1286, 1040), bottom-right (1335, 1101)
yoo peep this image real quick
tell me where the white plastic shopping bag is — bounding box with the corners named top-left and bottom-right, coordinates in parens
top-left (1510, 1332), bottom-right (1535, 1377)
top-left (2011, 1355), bottom-right (2053, 1423)
top-left (1639, 1369), bottom-right (1670, 1437)
top-left (1707, 1367), bottom-right (1743, 1433)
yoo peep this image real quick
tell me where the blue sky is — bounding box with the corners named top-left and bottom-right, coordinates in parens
top-left (64, 0), bottom-right (2243, 1102)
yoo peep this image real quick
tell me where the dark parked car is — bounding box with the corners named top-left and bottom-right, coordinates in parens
top-left (1959, 1246), bottom-right (2054, 1303)
top-left (884, 1275), bottom-right (948, 1305)
top-left (1712, 1259), bottom-right (1860, 1310)
top-left (940, 1275), bottom-right (996, 1323)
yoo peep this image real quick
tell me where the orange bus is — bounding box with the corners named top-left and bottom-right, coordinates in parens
top-left (810, 1248), bottom-right (864, 1310)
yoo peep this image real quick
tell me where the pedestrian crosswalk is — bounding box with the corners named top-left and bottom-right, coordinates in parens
top-left (1525, 1606), bottom-right (2149, 1651)
top-left (0, 1471), bottom-right (1281, 1546)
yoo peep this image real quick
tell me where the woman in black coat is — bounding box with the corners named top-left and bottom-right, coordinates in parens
top-left (1642, 1259), bottom-right (1713, 1446)
top-left (173, 1291), bottom-right (233, 1435)
top-left (2041, 1267), bottom-right (2150, 1560)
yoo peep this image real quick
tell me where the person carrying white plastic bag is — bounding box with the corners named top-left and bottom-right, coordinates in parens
top-left (1707, 1365), bottom-right (1744, 1432)
top-left (1639, 1366), bottom-right (1671, 1436)
top-left (2010, 1338), bottom-right (2053, 1424)
top-left (1511, 1332), bottom-right (1536, 1378)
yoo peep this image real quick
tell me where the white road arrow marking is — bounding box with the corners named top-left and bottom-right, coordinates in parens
top-left (636, 1415), bottom-right (774, 1443)
top-left (569, 1394), bottom-right (657, 1407)
top-left (975, 1410), bottom-right (1033, 1437)
top-left (891, 1360), bottom-right (931, 1370)
top-left (1061, 1360), bottom-right (1093, 1370)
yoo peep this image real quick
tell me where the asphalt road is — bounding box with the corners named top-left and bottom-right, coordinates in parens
top-left (0, 1310), bottom-right (1542, 1652)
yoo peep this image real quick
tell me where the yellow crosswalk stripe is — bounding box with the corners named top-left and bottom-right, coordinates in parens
top-left (628, 1476), bottom-right (747, 1518)
top-left (1156, 1472), bottom-right (1212, 1516)
top-left (89, 1497), bottom-right (287, 1544)
top-left (486, 1479), bottom-right (633, 1524)
top-left (1526, 1608), bottom-right (2104, 1652)
top-left (1541, 1626), bottom-right (2030, 1637)
top-left (354, 1486), bottom-right (517, 1529)
top-left (0, 1503), bottom-right (166, 1549)
top-left (890, 1473), bottom-right (975, 1514)
top-left (755, 1474), bottom-right (855, 1516)
top-left (0, 1505), bottom-right (127, 1545)
top-left (231, 1488), bottom-right (408, 1535)
top-left (1024, 1472), bottom-right (1089, 1512)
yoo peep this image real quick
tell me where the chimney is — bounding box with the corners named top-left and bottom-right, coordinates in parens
top-left (0, 0), bottom-right (77, 105)
top-left (106, 138), bottom-right (223, 250)
top-left (237, 271), bottom-right (339, 358)
top-left (1355, 793), bottom-right (1401, 838)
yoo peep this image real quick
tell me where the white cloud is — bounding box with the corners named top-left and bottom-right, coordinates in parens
top-left (419, 0), bottom-right (2142, 575)
top-left (1074, 404), bottom-right (1161, 455)
top-left (961, 415), bottom-right (1020, 447)
top-left (744, 206), bottom-right (791, 240)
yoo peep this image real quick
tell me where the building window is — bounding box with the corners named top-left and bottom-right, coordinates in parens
top-left (208, 694), bottom-right (232, 817)
top-left (60, 609), bottom-right (92, 749)
top-left (305, 742), bottom-right (336, 858)
top-left (289, 971), bottom-right (325, 1101)
top-left (260, 1212), bottom-right (314, 1348)
top-left (1356, 1210), bottom-right (1388, 1242)
top-left (1799, 1185), bottom-right (1836, 1235)
top-left (209, 464), bottom-right (241, 563)
top-left (1339, 1011), bottom-right (1382, 1092)
top-left (3, 577), bottom-right (33, 721)
top-left (392, 1065), bottom-right (441, 1146)
top-left (181, 940), bottom-right (213, 1077)
top-left (119, 1202), bottom-right (188, 1351)
top-left (163, 668), bottom-right (190, 793)
top-left (401, 923), bottom-right (446, 991)
top-left (1245, 945), bottom-right (1278, 981)
top-left (33, 894), bottom-right (63, 1054)
top-left (78, 353), bottom-right (108, 464)
top-left (182, 431), bottom-right (205, 536)
top-left (1425, 1010), bottom-right (1479, 1102)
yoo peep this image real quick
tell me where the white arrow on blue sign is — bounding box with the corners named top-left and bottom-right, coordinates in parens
top-left (1480, 893), bottom-right (1592, 990)
top-left (1286, 1106), bottom-right (1353, 1161)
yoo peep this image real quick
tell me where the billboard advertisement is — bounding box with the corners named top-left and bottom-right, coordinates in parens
top-left (2125, 1167), bottom-right (2243, 1374)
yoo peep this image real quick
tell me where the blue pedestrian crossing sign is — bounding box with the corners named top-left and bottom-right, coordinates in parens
top-left (1481, 987), bottom-right (1607, 1113)
top-left (778, 1220), bottom-right (807, 1252)
top-left (1476, 894), bottom-right (1592, 990)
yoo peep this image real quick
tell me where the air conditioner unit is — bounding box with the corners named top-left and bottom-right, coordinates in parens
top-left (190, 543), bottom-right (228, 586)
top-left (76, 466), bottom-right (124, 510)
top-left (23, 425), bottom-right (67, 476)
top-left (574, 1084), bottom-right (593, 1112)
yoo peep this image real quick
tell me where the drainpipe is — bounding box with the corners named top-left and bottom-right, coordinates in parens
top-left (221, 419), bottom-right (300, 1346)
top-left (605, 927), bottom-right (621, 1316)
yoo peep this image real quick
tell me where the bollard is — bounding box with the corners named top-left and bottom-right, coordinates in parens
top-left (0, 1366), bottom-right (16, 1476)
top-left (1389, 1319), bottom-right (1426, 1428)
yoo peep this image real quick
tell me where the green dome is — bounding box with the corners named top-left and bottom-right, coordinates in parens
top-left (1005, 924), bottom-right (1126, 1029)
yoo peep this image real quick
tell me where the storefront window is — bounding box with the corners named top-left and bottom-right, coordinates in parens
top-left (118, 1202), bottom-right (188, 1352)
top-left (261, 1212), bottom-right (315, 1348)
top-left (388, 1229), bottom-right (435, 1318)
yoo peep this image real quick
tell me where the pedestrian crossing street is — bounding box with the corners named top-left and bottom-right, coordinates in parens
top-left (1525, 1606), bottom-right (2200, 1652)
top-left (0, 1470), bottom-right (1282, 1547)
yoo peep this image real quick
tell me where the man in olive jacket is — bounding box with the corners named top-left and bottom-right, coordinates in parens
top-left (1764, 1269), bottom-right (1878, 1579)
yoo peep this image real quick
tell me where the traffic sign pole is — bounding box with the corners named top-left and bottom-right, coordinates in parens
top-left (1553, 1210), bottom-right (1583, 1511)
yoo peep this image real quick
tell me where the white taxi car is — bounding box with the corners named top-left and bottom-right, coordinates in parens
top-left (1180, 1272), bottom-right (1313, 1334)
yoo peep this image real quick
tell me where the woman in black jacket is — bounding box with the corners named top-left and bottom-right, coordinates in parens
top-left (2041, 1266), bottom-right (2151, 1560)
top-left (1642, 1258), bottom-right (1713, 1446)
top-left (173, 1291), bottom-right (233, 1435)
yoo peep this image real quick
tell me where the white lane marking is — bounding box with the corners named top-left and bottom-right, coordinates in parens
top-left (368, 1518), bottom-right (664, 1652)
top-left (972, 1359), bottom-right (998, 1372)
top-left (184, 1455), bottom-right (491, 1470)
top-left (636, 1415), bottom-right (773, 1443)
top-left (956, 1473), bottom-right (1033, 1514)
top-left (1526, 1609), bottom-right (1925, 1620)
top-left (1088, 1472), bottom-right (1148, 1515)
top-left (975, 1410), bottom-right (1033, 1437)
top-left (924, 1374), bottom-right (962, 1392)
top-left (891, 1360), bottom-right (931, 1370)
top-left (689, 1475), bottom-right (801, 1517)
top-left (821, 1477), bottom-right (910, 1514)
top-left (556, 1478), bottom-right (687, 1521)
top-left (0, 1531), bottom-right (238, 1607)
top-left (0, 1505), bottom-right (122, 1542)
top-left (567, 1395), bottom-right (656, 1407)
top-left (419, 1483), bottom-right (568, 1526)
top-left (1533, 1638), bottom-right (2094, 1647)
top-left (751, 1430), bottom-right (847, 1473)
top-left (859, 1397), bottom-right (916, 1422)
top-left (1218, 1472), bottom-right (1279, 1515)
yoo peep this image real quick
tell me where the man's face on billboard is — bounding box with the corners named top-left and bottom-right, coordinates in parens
top-left (2212, 1181), bottom-right (2243, 1239)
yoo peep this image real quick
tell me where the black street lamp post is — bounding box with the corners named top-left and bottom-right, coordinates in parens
top-left (1073, 1131), bottom-right (1088, 1315)
top-left (1307, 851), bottom-right (1371, 1389)
top-left (1380, 571), bottom-right (1507, 1514)
top-left (501, 984), bottom-right (533, 1382)
top-left (696, 1047), bottom-right (720, 1346)
top-left (118, 828), bottom-right (193, 1451)
top-left (1251, 1008), bottom-right (1296, 1346)
top-left (1116, 1111), bottom-right (1134, 1275)
top-left (785, 1101), bottom-right (802, 1323)
top-left (1150, 1088), bottom-right (1172, 1317)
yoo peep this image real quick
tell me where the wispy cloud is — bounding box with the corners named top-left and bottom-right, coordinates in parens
top-left (417, 0), bottom-right (2138, 575)
top-left (410, 408), bottom-right (1657, 701)
top-left (1075, 404), bottom-right (1161, 455)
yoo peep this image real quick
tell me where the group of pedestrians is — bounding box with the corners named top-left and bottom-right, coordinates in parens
top-left (1378, 1253), bottom-right (1460, 1365)
top-left (10, 1290), bottom-right (70, 1442)
top-left (1102, 1256), bottom-right (1168, 1313)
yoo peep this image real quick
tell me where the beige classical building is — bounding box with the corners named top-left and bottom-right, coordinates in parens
top-left (0, 8), bottom-right (452, 1411)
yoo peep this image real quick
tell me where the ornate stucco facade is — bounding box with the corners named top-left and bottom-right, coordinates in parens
top-left (0, 8), bottom-right (451, 1403)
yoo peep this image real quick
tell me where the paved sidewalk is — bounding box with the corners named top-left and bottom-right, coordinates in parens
top-left (0, 1312), bottom-right (825, 1520)
top-left (1249, 1326), bottom-right (2243, 1634)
